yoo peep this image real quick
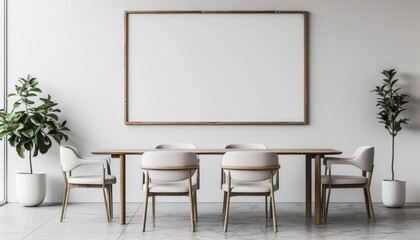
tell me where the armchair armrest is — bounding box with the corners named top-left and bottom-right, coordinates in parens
top-left (81, 157), bottom-right (111, 174)
top-left (71, 162), bottom-right (107, 185)
top-left (323, 156), bottom-right (352, 165)
top-left (324, 157), bottom-right (355, 169)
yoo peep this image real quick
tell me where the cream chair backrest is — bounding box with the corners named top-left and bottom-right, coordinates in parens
top-left (222, 151), bottom-right (278, 182)
top-left (60, 145), bottom-right (83, 172)
top-left (142, 151), bottom-right (198, 182)
top-left (225, 143), bottom-right (267, 149)
top-left (352, 146), bottom-right (374, 172)
top-left (326, 146), bottom-right (374, 172)
top-left (155, 143), bottom-right (197, 149)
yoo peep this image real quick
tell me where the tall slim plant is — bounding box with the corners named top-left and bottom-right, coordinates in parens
top-left (372, 69), bottom-right (409, 181)
top-left (0, 75), bottom-right (69, 174)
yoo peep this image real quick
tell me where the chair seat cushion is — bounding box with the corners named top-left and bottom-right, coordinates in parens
top-left (321, 175), bottom-right (368, 185)
top-left (143, 181), bottom-right (198, 193)
top-left (222, 181), bottom-right (277, 193)
top-left (68, 175), bottom-right (117, 185)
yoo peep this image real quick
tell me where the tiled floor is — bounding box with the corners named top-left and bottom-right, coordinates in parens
top-left (0, 202), bottom-right (419, 240)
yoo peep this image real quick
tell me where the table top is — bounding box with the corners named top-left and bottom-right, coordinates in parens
top-left (92, 148), bottom-right (342, 156)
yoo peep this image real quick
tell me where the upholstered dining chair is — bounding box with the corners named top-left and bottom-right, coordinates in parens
top-left (59, 145), bottom-right (116, 222)
top-left (141, 151), bottom-right (199, 232)
top-left (155, 143), bottom-right (200, 188)
top-left (221, 151), bottom-right (280, 232)
top-left (223, 144), bottom-right (277, 226)
top-left (322, 146), bottom-right (375, 223)
top-left (154, 144), bottom-right (199, 222)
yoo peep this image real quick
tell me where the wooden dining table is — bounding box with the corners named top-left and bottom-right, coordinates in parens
top-left (91, 148), bottom-right (342, 225)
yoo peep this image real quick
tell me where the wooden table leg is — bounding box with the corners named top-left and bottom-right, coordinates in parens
top-left (305, 155), bottom-right (312, 218)
top-left (119, 154), bottom-right (126, 224)
top-left (314, 154), bottom-right (323, 224)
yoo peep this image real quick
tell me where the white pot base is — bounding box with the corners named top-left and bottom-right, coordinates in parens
top-left (16, 173), bottom-right (46, 207)
top-left (382, 180), bottom-right (406, 208)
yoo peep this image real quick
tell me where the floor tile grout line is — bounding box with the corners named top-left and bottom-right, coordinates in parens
top-left (21, 210), bottom-right (61, 240)
top-left (248, 202), bottom-right (270, 240)
top-left (117, 203), bottom-right (143, 240)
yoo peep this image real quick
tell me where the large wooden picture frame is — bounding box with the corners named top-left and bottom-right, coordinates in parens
top-left (124, 11), bottom-right (309, 125)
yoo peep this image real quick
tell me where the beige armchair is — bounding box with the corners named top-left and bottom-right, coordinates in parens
top-left (322, 146), bottom-right (375, 223)
top-left (59, 145), bottom-right (116, 222)
top-left (223, 143), bottom-right (278, 227)
top-left (221, 151), bottom-right (280, 232)
top-left (141, 151), bottom-right (199, 232)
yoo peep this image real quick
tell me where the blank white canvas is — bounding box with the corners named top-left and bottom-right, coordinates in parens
top-left (127, 13), bottom-right (305, 123)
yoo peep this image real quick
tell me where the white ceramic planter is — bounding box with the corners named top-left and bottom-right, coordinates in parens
top-left (16, 173), bottom-right (46, 207)
top-left (382, 179), bottom-right (406, 208)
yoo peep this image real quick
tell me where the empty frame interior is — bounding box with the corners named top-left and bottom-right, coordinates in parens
top-left (125, 11), bottom-right (308, 125)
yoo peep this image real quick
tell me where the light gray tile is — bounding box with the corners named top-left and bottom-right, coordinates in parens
top-left (24, 203), bottom-right (140, 240)
top-left (0, 203), bottom-right (59, 240)
top-left (1, 202), bottom-right (420, 240)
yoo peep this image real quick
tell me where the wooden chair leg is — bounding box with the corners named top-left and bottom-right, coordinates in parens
top-left (269, 196), bottom-right (273, 219)
top-left (367, 189), bottom-right (376, 223)
top-left (110, 186), bottom-right (113, 218)
top-left (322, 184), bottom-right (326, 222)
top-left (152, 196), bottom-right (156, 227)
top-left (363, 188), bottom-right (371, 219)
top-left (102, 188), bottom-right (110, 222)
top-left (325, 186), bottom-right (332, 223)
top-left (60, 187), bottom-right (69, 222)
top-left (106, 185), bottom-right (112, 219)
top-left (265, 196), bottom-right (268, 227)
top-left (188, 174), bottom-right (195, 232)
top-left (271, 191), bottom-right (278, 232)
top-left (189, 190), bottom-right (196, 232)
top-left (142, 191), bottom-right (149, 232)
top-left (105, 186), bottom-right (109, 219)
top-left (224, 191), bottom-right (231, 232)
top-left (193, 191), bottom-right (198, 223)
top-left (222, 192), bottom-right (227, 220)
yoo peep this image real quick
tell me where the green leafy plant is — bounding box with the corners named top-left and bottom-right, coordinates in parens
top-left (372, 69), bottom-right (409, 181)
top-left (0, 75), bottom-right (69, 174)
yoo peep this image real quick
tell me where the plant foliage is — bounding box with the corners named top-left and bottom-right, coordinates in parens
top-left (371, 69), bottom-right (409, 180)
top-left (372, 69), bottom-right (409, 136)
top-left (0, 75), bottom-right (69, 174)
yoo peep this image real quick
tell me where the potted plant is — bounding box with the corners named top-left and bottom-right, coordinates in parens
top-left (372, 69), bottom-right (409, 207)
top-left (0, 75), bottom-right (69, 206)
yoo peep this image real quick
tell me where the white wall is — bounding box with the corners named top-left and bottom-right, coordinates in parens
top-left (6, 0), bottom-right (420, 203)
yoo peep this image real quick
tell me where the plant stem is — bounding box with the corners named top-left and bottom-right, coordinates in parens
top-left (23, 80), bottom-right (31, 174)
top-left (29, 150), bottom-right (33, 174)
top-left (391, 135), bottom-right (395, 181)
